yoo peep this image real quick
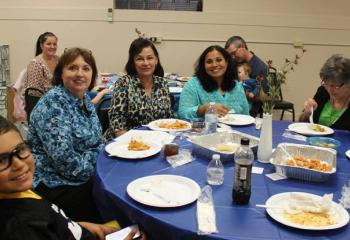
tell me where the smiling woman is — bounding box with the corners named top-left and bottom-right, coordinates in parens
top-left (104, 38), bottom-right (172, 141)
top-left (178, 45), bottom-right (249, 120)
top-left (28, 48), bottom-right (104, 223)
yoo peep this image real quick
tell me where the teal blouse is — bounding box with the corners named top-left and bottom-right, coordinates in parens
top-left (178, 77), bottom-right (249, 120)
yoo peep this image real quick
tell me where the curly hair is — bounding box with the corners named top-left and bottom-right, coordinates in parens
top-left (194, 45), bottom-right (236, 92)
top-left (125, 38), bottom-right (164, 77)
top-left (52, 47), bottom-right (97, 91)
top-left (320, 54), bottom-right (350, 85)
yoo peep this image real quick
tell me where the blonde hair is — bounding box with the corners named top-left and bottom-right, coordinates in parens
top-left (238, 63), bottom-right (252, 76)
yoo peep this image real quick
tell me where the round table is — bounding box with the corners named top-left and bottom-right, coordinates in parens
top-left (94, 120), bottom-right (350, 240)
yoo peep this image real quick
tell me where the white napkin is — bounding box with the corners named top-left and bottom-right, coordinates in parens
top-left (285, 193), bottom-right (333, 214)
top-left (196, 185), bottom-right (218, 235)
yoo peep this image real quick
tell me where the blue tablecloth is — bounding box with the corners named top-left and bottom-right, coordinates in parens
top-left (93, 121), bottom-right (350, 240)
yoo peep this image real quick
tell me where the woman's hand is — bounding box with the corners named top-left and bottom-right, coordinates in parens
top-left (303, 98), bottom-right (318, 114)
top-left (299, 98), bottom-right (318, 122)
top-left (114, 129), bottom-right (127, 138)
top-left (79, 222), bottom-right (119, 240)
top-left (99, 88), bottom-right (111, 96)
top-left (214, 104), bottom-right (230, 117)
top-left (197, 103), bottom-right (229, 117)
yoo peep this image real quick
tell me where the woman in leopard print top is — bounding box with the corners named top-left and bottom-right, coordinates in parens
top-left (104, 38), bottom-right (172, 141)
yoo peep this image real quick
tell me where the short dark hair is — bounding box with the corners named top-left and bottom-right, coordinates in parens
top-left (320, 54), bottom-right (350, 85)
top-left (125, 38), bottom-right (164, 77)
top-left (53, 47), bottom-right (97, 91)
top-left (35, 32), bottom-right (57, 56)
top-left (195, 45), bottom-right (236, 92)
top-left (224, 35), bottom-right (248, 50)
top-left (0, 116), bottom-right (20, 136)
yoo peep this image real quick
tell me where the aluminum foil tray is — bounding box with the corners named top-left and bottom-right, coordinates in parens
top-left (270, 143), bottom-right (336, 182)
top-left (188, 131), bottom-right (259, 162)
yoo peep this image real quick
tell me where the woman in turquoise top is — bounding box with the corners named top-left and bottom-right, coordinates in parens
top-left (178, 45), bottom-right (249, 120)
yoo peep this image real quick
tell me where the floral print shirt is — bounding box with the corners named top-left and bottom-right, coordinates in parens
top-left (104, 75), bottom-right (172, 141)
top-left (29, 85), bottom-right (102, 188)
top-left (178, 77), bottom-right (249, 120)
top-left (24, 56), bottom-right (57, 94)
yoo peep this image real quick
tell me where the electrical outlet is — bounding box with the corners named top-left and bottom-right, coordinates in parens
top-left (107, 8), bottom-right (113, 22)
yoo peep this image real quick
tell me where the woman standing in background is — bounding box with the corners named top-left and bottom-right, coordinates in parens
top-left (24, 32), bottom-right (58, 94)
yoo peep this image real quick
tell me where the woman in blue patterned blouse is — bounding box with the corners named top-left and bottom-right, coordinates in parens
top-left (104, 38), bottom-right (172, 141)
top-left (178, 45), bottom-right (249, 120)
top-left (28, 48), bottom-right (103, 223)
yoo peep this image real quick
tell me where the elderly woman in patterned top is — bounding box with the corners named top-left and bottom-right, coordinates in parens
top-left (104, 38), bottom-right (172, 141)
top-left (28, 48), bottom-right (103, 223)
top-left (24, 32), bottom-right (58, 95)
top-left (178, 45), bottom-right (249, 120)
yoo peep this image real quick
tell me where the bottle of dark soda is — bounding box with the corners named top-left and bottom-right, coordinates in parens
top-left (233, 137), bottom-right (254, 204)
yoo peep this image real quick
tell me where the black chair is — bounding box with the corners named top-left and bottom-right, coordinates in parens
top-left (97, 96), bottom-right (112, 134)
top-left (268, 67), bottom-right (295, 121)
top-left (24, 87), bottom-right (44, 121)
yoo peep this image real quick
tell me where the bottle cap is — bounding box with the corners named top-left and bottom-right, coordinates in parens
top-left (240, 137), bottom-right (250, 146)
top-left (212, 154), bottom-right (220, 160)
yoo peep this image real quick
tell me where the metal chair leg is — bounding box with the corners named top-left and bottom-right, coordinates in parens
top-left (280, 110), bottom-right (285, 120)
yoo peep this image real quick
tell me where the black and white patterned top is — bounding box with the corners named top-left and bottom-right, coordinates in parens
top-left (104, 74), bottom-right (172, 141)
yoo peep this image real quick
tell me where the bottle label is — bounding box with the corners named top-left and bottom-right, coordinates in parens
top-left (239, 167), bottom-right (247, 180)
top-left (233, 163), bottom-right (252, 191)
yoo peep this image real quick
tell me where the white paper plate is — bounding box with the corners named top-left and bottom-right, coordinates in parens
top-left (127, 175), bottom-right (201, 207)
top-left (113, 129), bottom-right (175, 146)
top-left (346, 149), bottom-right (350, 158)
top-left (169, 86), bottom-right (182, 93)
top-left (105, 141), bottom-right (161, 159)
top-left (265, 192), bottom-right (349, 230)
top-left (218, 114), bottom-right (255, 126)
top-left (288, 123), bottom-right (334, 136)
top-left (148, 119), bottom-right (191, 132)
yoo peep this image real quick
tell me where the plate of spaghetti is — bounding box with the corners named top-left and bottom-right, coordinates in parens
top-left (105, 139), bottom-right (162, 159)
top-left (264, 192), bottom-right (349, 230)
top-left (148, 119), bottom-right (191, 132)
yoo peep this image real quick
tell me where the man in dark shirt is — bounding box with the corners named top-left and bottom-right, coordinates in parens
top-left (225, 36), bottom-right (268, 117)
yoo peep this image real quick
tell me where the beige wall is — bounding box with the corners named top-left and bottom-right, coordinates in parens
top-left (1, 0), bottom-right (350, 119)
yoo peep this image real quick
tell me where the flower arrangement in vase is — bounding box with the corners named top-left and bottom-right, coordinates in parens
top-left (261, 47), bottom-right (307, 114)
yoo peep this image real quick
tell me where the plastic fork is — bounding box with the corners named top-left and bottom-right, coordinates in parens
top-left (309, 106), bottom-right (314, 124)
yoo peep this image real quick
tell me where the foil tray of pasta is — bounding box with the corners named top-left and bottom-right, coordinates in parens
top-left (188, 131), bottom-right (259, 162)
top-left (270, 143), bottom-right (336, 182)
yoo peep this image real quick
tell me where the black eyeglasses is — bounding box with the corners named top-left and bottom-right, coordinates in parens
top-left (321, 81), bottom-right (345, 90)
top-left (0, 141), bottom-right (31, 172)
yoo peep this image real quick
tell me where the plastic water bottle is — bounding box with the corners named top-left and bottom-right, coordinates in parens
top-left (205, 102), bottom-right (218, 134)
top-left (207, 154), bottom-right (224, 185)
top-left (232, 138), bottom-right (254, 204)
